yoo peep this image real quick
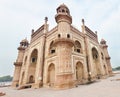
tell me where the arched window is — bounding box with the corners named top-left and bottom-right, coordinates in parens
top-left (29, 75), bottom-right (34, 83)
top-left (92, 47), bottom-right (101, 77)
top-left (62, 9), bottom-right (65, 12)
top-left (76, 62), bottom-right (84, 81)
top-left (92, 47), bottom-right (99, 60)
top-left (31, 57), bottom-right (36, 63)
top-left (74, 40), bottom-right (82, 53)
top-left (67, 34), bottom-right (70, 38)
top-left (30, 49), bottom-right (38, 64)
top-left (58, 34), bottom-right (61, 38)
top-left (66, 10), bottom-right (68, 13)
top-left (49, 41), bottom-right (55, 54)
top-left (47, 63), bottom-right (55, 86)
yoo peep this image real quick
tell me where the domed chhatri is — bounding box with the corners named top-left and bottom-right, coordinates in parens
top-left (56, 3), bottom-right (70, 15)
top-left (100, 38), bottom-right (106, 44)
top-left (17, 38), bottom-right (29, 51)
top-left (55, 3), bottom-right (72, 24)
top-left (12, 4), bottom-right (112, 90)
top-left (21, 38), bottom-right (29, 43)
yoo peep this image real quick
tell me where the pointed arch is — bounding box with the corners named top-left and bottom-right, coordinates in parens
top-left (30, 49), bottom-right (38, 64)
top-left (29, 75), bottom-right (34, 83)
top-left (92, 47), bottom-right (101, 77)
top-left (92, 47), bottom-right (99, 60)
top-left (76, 62), bottom-right (84, 81)
top-left (74, 40), bottom-right (82, 53)
top-left (67, 34), bottom-right (70, 38)
top-left (47, 63), bottom-right (55, 87)
top-left (49, 41), bottom-right (56, 54)
top-left (27, 49), bottom-right (38, 83)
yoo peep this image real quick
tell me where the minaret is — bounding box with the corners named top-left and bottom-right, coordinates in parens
top-left (100, 39), bottom-right (112, 74)
top-left (53, 4), bottom-right (75, 89)
top-left (12, 38), bottom-right (29, 87)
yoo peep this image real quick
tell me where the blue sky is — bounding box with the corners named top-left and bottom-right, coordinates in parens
top-left (0, 0), bottom-right (120, 77)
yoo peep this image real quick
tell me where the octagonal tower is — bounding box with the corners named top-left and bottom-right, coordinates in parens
top-left (53, 4), bottom-right (75, 89)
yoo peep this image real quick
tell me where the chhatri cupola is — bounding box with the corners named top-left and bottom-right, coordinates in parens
top-left (55, 4), bottom-right (72, 24)
top-left (100, 39), bottom-right (106, 45)
top-left (18, 38), bottom-right (29, 50)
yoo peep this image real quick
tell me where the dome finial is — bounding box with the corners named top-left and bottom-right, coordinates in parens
top-left (32, 29), bottom-right (34, 34)
top-left (95, 31), bottom-right (97, 34)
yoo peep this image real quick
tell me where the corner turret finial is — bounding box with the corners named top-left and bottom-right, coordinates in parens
top-left (45, 17), bottom-right (48, 24)
top-left (95, 31), bottom-right (97, 34)
top-left (82, 19), bottom-right (85, 25)
top-left (32, 29), bottom-right (34, 34)
top-left (100, 39), bottom-right (106, 45)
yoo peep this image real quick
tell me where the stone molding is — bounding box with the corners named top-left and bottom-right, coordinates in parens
top-left (14, 62), bottom-right (23, 66)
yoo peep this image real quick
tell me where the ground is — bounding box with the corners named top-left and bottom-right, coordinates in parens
top-left (1, 72), bottom-right (120, 97)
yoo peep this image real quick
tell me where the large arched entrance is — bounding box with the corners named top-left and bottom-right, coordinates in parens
top-left (47, 63), bottom-right (55, 87)
top-left (28, 49), bottom-right (38, 83)
top-left (76, 62), bottom-right (84, 82)
top-left (49, 41), bottom-right (56, 54)
top-left (92, 47), bottom-right (101, 77)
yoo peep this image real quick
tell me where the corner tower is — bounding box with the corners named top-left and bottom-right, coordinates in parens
top-left (12, 39), bottom-right (29, 87)
top-left (100, 39), bottom-right (112, 75)
top-left (52, 4), bottom-right (75, 89)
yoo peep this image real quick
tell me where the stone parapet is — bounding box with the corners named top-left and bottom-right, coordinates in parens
top-left (55, 13), bottom-right (72, 24)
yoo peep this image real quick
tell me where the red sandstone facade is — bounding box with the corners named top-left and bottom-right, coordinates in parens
top-left (12, 4), bottom-right (112, 89)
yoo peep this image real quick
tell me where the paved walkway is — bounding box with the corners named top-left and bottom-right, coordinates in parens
top-left (0, 73), bottom-right (120, 97)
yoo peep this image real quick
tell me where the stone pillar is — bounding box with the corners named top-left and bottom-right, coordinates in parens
top-left (33, 17), bottom-right (48, 88)
top-left (33, 35), bottom-right (46, 88)
top-left (82, 23), bottom-right (91, 81)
